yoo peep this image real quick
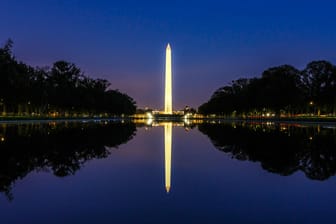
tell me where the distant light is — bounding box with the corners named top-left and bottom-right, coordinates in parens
top-left (0, 137), bottom-right (5, 142)
top-left (309, 101), bottom-right (314, 105)
top-left (146, 112), bottom-right (153, 119)
top-left (146, 118), bottom-right (153, 126)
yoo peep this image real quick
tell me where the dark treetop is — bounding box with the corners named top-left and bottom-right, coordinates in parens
top-left (0, 39), bottom-right (136, 116)
top-left (199, 61), bottom-right (336, 116)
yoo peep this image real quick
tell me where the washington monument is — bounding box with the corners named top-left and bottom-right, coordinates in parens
top-left (164, 43), bottom-right (173, 193)
top-left (164, 43), bottom-right (172, 114)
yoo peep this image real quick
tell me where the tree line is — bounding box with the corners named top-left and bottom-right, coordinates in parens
top-left (199, 60), bottom-right (336, 116)
top-left (0, 39), bottom-right (136, 116)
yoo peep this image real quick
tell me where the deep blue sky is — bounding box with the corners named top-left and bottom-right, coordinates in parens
top-left (2, 0), bottom-right (336, 109)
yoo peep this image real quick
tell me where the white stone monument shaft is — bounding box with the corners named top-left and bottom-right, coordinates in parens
top-left (164, 43), bottom-right (172, 114)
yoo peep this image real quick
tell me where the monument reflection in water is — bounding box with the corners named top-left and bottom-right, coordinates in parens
top-left (2, 120), bottom-right (336, 223)
top-left (164, 122), bottom-right (172, 193)
top-left (144, 120), bottom-right (173, 193)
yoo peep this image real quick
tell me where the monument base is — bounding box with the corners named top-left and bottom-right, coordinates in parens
top-left (153, 113), bottom-right (183, 121)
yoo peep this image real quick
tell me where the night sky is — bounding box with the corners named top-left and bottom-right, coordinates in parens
top-left (2, 0), bottom-right (336, 109)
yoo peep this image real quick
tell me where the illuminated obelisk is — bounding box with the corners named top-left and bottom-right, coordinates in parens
top-left (164, 122), bottom-right (172, 193)
top-left (163, 44), bottom-right (173, 193)
top-left (164, 43), bottom-right (172, 114)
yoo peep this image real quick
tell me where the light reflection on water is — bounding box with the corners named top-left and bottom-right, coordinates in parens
top-left (164, 122), bottom-right (172, 193)
top-left (0, 120), bottom-right (336, 223)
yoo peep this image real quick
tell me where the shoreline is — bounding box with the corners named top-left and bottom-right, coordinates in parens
top-left (194, 118), bottom-right (336, 126)
top-left (0, 116), bottom-right (131, 124)
top-left (0, 115), bottom-right (336, 125)
top-left (196, 116), bottom-right (336, 123)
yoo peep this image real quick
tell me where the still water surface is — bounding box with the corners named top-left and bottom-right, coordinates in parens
top-left (0, 120), bottom-right (336, 223)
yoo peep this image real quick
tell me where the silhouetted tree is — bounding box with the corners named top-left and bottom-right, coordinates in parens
top-left (301, 60), bottom-right (336, 115)
top-left (259, 65), bottom-right (304, 114)
top-left (0, 40), bottom-right (137, 116)
top-left (199, 61), bottom-right (335, 116)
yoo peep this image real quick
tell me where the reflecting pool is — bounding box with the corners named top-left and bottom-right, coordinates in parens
top-left (0, 120), bottom-right (336, 223)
